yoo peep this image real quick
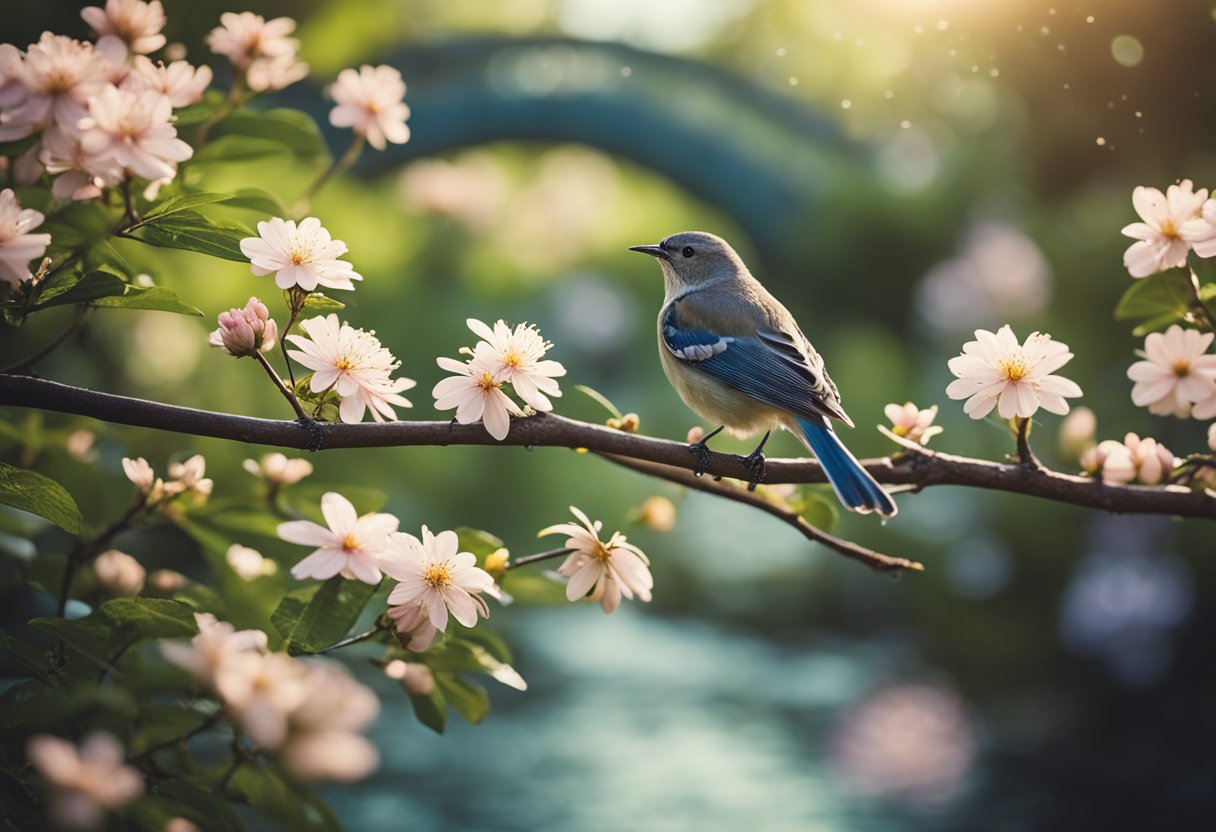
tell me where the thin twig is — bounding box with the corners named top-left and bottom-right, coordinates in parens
top-left (599, 453), bottom-right (923, 574)
top-left (57, 492), bottom-right (146, 617)
top-left (507, 547), bottom-right (575, 569)
top-left (132, 709), bottom-right (225, 762)
top-left (294, 621), bottom-right (387, 655)
top-left (1, 306), bottom-right (92, 374)
top-left (295, 134), bottom-right (365, 214)
top-left (254, 350), bottom-right (308, 420)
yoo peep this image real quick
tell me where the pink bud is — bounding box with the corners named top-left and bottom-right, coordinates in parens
top-left (208, 296), bottom-right (279, 356)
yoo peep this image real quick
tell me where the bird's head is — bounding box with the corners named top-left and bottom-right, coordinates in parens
top-left (628, 231), bottom-right (746, 294)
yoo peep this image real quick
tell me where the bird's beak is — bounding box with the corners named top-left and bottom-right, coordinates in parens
top-left (628, 244), bottom-right (671, 261)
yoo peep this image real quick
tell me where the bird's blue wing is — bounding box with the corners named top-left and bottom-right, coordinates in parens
top-left (661, 304), bottom-right (850, 424)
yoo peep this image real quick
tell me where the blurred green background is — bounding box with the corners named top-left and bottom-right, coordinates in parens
top-left (6, 0), bottom-right (1216, 829)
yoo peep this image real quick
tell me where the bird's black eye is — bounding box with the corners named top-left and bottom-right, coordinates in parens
top-left (681, 246), bottom-right (695, 258)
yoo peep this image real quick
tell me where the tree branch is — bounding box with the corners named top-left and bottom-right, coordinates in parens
top-left (3, 375), bottom-right (1214, 544)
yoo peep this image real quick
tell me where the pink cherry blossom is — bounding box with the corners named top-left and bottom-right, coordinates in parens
top-left (77, 85), bottom-right (192, 183)
top-left (328, 64), bottom-right (410, 150)
top-left (0, 188), bottom-right (51, 289)
top-left (239, 217), bottom-right (361, 292)
top-left (208, 296), bottom-right (278, 357)
top-left (946, 325), bottom-right (1083, 420)
top-left (1126, 325), bottom-right (1216, 419)
top-left (1121, 180), bottom-right (1208, 278)
top-left (123, 55), bottom-right (213, 107)
top-left (542, 506), bottom-right (653, 614)
top-left (81, 0), bottom-right (167, 55)
top-left (207, 12), bottom-right (308, 92)
top-left (0, 34), bottom-right (110, 141)
top-left (277, 491), bottom-right (399, 584)
top-left (381, 526), bottom-right (495, 632)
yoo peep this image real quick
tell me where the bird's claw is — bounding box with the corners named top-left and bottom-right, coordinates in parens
top-left (296, 416), bottom-right (326, 452)
top-left (738, 449), bottom-right (766, 491)
top-left (690, 441), bottom-right (713, 477)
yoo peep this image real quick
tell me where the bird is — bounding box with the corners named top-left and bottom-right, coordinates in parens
top-left (628, 230), bottom-right (897, 517)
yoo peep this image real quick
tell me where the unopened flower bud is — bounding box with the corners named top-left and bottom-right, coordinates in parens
top-left (242, 452), bottom-right (313, 485)
top-left (149, 569), bottom-right (187, 594)
top-left (1058, 406), bottom-right (1097, 463)
top-left (686, 425), bottom-right (705, 445)
top-left (634, 495), bottom-right (676, 532)
top-left (66, 429), bottom-right (97, 463)
top-left (483, 548), bottom-right (509, 579)
top-left (384, 659), bottom-right (435, 695)
top-left (209, 297), bottom-right (278, 357)
top-left (94, 550), bottom-right (146, 596)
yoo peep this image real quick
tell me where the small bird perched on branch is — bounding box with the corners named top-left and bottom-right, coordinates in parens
top-left (629, 231), bottom-right (897, 517)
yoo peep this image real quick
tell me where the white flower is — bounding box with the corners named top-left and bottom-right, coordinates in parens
top-left (121, 456), bottom-right (159, 495)
top-left (164, 454), bottom-right (212, 498)
top-left (542, 506), bottom-right (653, 614)
top-left (279, 659), bottom-right (380, 783)
top-left (226, 544), bottom-right (278, 580)
top-left (160, 612), bottom-right (267, 688)
top-left (93, 549), bottom-right (145, 596)
top-left (0, 188), bottom-right (51, 289)
top-left (946, 325), bottom-right (1083, 420)
top-left (66, 429), bottom-right (97, 463)
top-left (277, 491), bottom-right (398, 584)
top-left (81, 0), bottom-right (167, 55)
top-left (883, 401), bottom-right (942, 445)
top-left (26, 733), bottom-right (144, 830)
top-left (466, 318), bottom-right (566, 411)
top-left (1182, 198), bottom-right (1216, 258)
top-left (432, 348), bottom-right (523, 441)
top-left (224, 650), bottom-right (309, 748)
top-left (0, 34), bottom-right (110, 141)
top-left (239, 217), bottom-right (362, 292)
top-left (207, 12), bottom-right (308, 92)
top-left (122, 55), bottom-right (212, 108)
top-left (40, 125), bottom-right (105, 201)
top-left (384, 659), bottom-right (435, 695)
top-left (208, 296), bottom-right (278, 357)
top-left (1122, 180), bottom-right (1208, 278)
top-left (242, 452), bottom-right (313, 485)
top-left (328, 64), bottom-right (411, 151)
top-left (1126, 325), bottom-right (1216, 419)
top-left (381, 526), bottom-right (494, 632)
top-left (77, 85), bottom-right (193, 184)
top-left (285, 314), bottom-right (416, 424)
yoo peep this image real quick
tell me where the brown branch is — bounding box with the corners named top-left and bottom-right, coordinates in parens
top-left (2, 373), bottom-right (1214, 533)
top-left (598, 453), bottom-right (922, 574)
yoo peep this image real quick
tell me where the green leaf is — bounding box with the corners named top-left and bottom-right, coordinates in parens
top-left (792, 488), bottom-right (839, 532)
top-left (30, 271), bottom-right (126, 311)
top-left (91, 285), bottom-right (204, 316)
top-left (191, 135), bottom-right (293, 163)
top-left (301, 292), bottom-right (345, 311)
top-left (435, 672), bottom-right (490, 725)
top-left (1114, 269), bottom-right (1195, 323)
top-left (271, 577), bottom-right (378, 654)
top-left (408, 686), bottom-right (447, 734)
top-left (85, 240), bottom-right (135, 277)
top-left (171, 89), bottom-right (226, 126)
top-left (0, 136), bottom-right (38, 157)
top-left (212, 108), bottom-right (331, 160)
top-left (27, 617), bottom-right (113, 670)
top-left (141, 191), bottom-right (233, 222)
top-left (0, 633), bottom-right (51, 680)
top-left (575, 384), bottom-right (624, 420)
top-left (1189, 250), bottom-right (1216, 286)
top-left (0, 463), bottom-right (81, 533)
top-left (131, 210), bottom-right (251, 262)
top-left (1131, 310), bottom-right (1189, 337)
top-left (426, 637), bottom-right (527, 691)
top-left (230, 765), bottom-right (341, 831)
top-left (99, 597), bottom-right (199, 640)
top-left (222, 188), bottom-right (287, 216)
top-left (454, 527), bottom-right (505, 560)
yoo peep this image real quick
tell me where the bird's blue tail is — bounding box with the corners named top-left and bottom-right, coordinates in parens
top-left (796, 417), bottom-right (897, 517)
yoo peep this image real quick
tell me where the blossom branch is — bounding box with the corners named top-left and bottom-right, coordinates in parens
top-left (507, 547), bottom-right (575, 569)
top-left (4, 374), bottom-right (1216, 534)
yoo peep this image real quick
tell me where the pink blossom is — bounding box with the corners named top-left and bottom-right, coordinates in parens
top-left (26, 733), bottom-right (144, 830)
top-left (123, 55), bottom-right (213, 107)
top-left (328, 64), bottom-right (410, 150)
top-left (277, 491), bottom-right (398, 584)
top-left (208, 296), bottom-right (278, 357)
top-left (0, 34), bottom-right (110, 141)
top-left (1121, 180), bottom-right (1208, 278)
top-left (207, 12), bottom-right (308, 92)
top-left (0, 188), bottom-right (51, 289)
top-left (81, 0), bottom-right (167, 55)
top-left (381, 526), bottom-right (495, 632)
top-left (78, 85), bottom-right (192, 183)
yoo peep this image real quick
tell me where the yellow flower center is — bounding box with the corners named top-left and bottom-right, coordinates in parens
top-left (589, 540), bottom-right (613, 564)
top-left (1160, 218), bottom-right (1179, 239)
top-left (476, 371), bottom-right (497, 391)
top-left (334, 357), bottom-right (353, 371)
top-left (1173, 358), bottom-right (1191, 377)
top-left (998, 357), bottom-right (1029, 382)
top-left (422, 563), bottom-right (453, 588)
top-left (341, 533), bottom-right (360, 552)
top-left (503, 352), bottom-right (522, 369)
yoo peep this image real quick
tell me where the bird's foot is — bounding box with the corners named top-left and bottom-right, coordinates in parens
top-left (688, 425), bottom-right (725, 477)
top-left (736, 431), bottom-right (771, 491)
top-left (296, 416), bottom-right (326, 452)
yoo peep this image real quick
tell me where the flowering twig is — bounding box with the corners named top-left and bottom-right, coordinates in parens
top-left (599, 453), bottom-right (922, 574)
top-left (295, 133), bottom-right (365, 215)
top-left (5, 375), bottom-right (1216, 574)
top-left (507, 547), bottom-right (575, 569)
top-left (253, 350), bottom-right (308, 421)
